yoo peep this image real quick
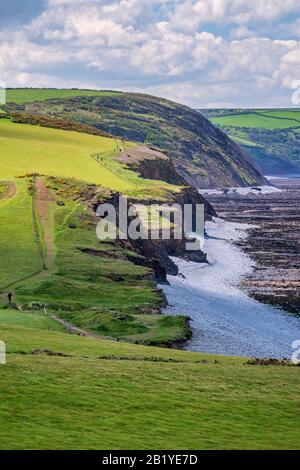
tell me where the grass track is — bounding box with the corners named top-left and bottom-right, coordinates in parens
top-left (0, 180), bottom-right (42, 288)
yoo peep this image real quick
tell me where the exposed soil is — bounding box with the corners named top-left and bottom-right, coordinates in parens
top-left (0, 181), bottom-right (16, 201)
top-left (34, 177), bottom-right (56, 269)
top-left (116, 145), bottom-right (186, 186)
top-left (51, 314), bottom-right (120, 341)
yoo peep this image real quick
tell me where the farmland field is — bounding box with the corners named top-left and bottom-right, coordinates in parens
top-left (210, 112), bottom-right (300, 130)
top-left (201, 109), bottom-right (300, 175)
top-left (5, 88), bottom-right (121, 104)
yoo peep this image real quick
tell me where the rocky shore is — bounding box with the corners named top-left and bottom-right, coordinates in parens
top-left (202, 178), bottom-right (300, 315)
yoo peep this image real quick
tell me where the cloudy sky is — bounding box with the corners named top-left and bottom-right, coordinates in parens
top-left (1, 0), bottom-right (300, 107)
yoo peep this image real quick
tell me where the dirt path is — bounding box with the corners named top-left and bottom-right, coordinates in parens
top-left (51, 314), bottom-right (119, 341)
top-left (0, 181), bottom-right (16, 202)
top-left (34, 177), bottom-right (56, 270)
top-left (1, 178), bottom-right (56, 293)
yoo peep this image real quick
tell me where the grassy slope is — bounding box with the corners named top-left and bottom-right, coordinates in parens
top-left (0, 179), bottom-right (42, 287)
top-left (0, 118), bottom-right (127, 189)
top-left (0, 118), bottom-right (177, 197)
top-left (204, 109), bottom-right (300, 174)
top-left (230, 135), bottom-right (259, 147)
top-left (6, 88), bottom-right (120, 104)
top-left (0, 314), bottom-right (299, 450)
top-left (0, 309), bottom-right (65, 332)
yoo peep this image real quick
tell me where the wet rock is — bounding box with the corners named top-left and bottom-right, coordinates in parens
top-left (204, 178), bottom-right (300, 314)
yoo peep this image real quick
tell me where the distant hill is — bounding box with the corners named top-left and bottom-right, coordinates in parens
top-left (4, 89), bottom-right (266, 188)
top-left (201, 109), bottom-right (300, 176)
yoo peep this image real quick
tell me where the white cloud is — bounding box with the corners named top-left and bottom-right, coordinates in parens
top-left (231, 26), bottom-right (255, 39)
top-left (280, 19), bottom-right (300, 38)
top-left (169, 0), bottom-right (300, 31)
top-left (0, 0), bottom-right (300, 107)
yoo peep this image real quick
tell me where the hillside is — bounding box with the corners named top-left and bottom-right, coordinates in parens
top-left (0, 116), bottom-right (179, 197)
top-left (0, 116), bottom-right (205, 346)
top-left (1, 311), bottom-right (300, 449)
top-left (3, 88), bottom-right (266, 188)
top-left (201, 109), bottom-right (300, 176)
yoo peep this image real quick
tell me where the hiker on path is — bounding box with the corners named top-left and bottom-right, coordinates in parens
top-left (7, 292), bottom-right (13, 304)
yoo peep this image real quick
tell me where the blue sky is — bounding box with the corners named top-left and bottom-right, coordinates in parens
top-left (0, 0), bottom-right (300, 107)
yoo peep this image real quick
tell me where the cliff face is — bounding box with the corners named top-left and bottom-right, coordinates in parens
top-left (102, 146), bottom-right (215, 281)
top-left (17, 92), bottom-right (267, 189)
top-left (116, 145), bottom-right (186, 186)
top-left (115, 144), bottom-right (215, 218)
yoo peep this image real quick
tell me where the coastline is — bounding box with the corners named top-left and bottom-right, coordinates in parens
top-left (161, 216), bottom-right (300, 359)
top-left (205, 177), bottom-right (300, 313)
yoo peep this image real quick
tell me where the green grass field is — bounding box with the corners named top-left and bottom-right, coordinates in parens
top-left (0, 118), bottom-right (131, 190)
top-left (0, 313), bottom-right (299, 450)
top-left (256, 109), bottom-right (300, 122)
top-left (202, 108), bottom-right (300, 174)
top-left (211, 111), bottom-right (300, 130)
top-left (5, 88), bottom-right (121, 104)
top-left (0, 308), bottom-right (65, 332)
top-left (0, 180), bottom-right (42, 287)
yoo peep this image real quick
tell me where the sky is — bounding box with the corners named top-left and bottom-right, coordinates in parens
top-left (0, 0), bottom-right (300, 108)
